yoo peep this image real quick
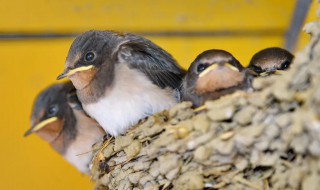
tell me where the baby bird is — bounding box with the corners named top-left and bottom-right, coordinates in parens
top-left (24, 82), bottom-right (106, 174)
top-left (248, 47), bottom-right (294, 76)
top-left (181, 49), bottom-right (252, 107)
top-left (57, 30), bottom-right (185, 136)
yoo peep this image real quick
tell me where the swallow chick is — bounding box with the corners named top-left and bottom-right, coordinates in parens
top-left (248, 47), bottom-right (294, 76)
top-left (57, 30), bottom-right (185, 136)
top-left (181, 49), bottom-right (252, 107)
top-left (24, 82), bottom-right (106, 174)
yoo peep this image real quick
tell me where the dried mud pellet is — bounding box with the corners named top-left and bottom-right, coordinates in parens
top-left (114, 136), bottom-right (134, 152)
top-left (124, 140), bottom-right (142, 158)
top-left (194, 146), bottom-right (211, 162)
top-left (233, 106), bottom-right (257, 125)
top-left (173, 171), bottom-right (204, 190)
top-left (128, 172), bottom-right (143, 184)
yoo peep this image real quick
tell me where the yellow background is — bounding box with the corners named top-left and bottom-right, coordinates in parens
top-left (0, 0), bottom-right (317, 189)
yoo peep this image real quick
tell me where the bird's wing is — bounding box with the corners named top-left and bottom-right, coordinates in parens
top-left (116, 34), bottom-right (186, 89)
top-left (67, 89), bottom-right (83, 111)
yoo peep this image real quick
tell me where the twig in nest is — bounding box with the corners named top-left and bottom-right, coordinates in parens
top-left (90, 137), bottom-right (114, 179)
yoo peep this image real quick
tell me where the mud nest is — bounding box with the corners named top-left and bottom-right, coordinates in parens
top-left (90, 22), bottom-right (320, 190)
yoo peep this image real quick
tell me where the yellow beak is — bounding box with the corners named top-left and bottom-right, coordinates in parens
top-left (259, 70), bottom-right (282, 77)
top-left (199, 63), bottom-right (239, 78)
top-left (24, 117), bottom-right (58, 137)
top-left (57, 65), bottom-right (94, 80)
top-left (274, 70), bottom-right (283, 75)
top-left (259, 72), bottom-right (269, 77)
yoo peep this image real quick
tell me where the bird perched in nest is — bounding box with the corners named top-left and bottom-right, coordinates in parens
top-left (181, 49), bottom-right (253, 108)
top-left (248, 47), bottom-right (294, 76)
top-left (24, 82), bottom-right (106, 174)
top-left (57, 30), bottom-right (185, 136)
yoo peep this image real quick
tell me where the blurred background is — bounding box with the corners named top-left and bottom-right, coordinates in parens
top-left (0, 0), bottom-right (317, 189)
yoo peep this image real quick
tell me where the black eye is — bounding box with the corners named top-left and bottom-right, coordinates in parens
top-left (280, 60), bottom-right (291, 70)
top-left (47, 105), bottom-right (58, 116)
top-left (252, 65), bottom-right (263, 74)
top-left (197, 63), bottom-right (209, 73)
top-left (85, 52), bottom-right (95, 62)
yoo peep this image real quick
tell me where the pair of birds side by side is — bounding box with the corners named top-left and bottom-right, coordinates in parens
top-left (24, 30), bottom-right (294, 174)
top-left (25, 30), bottom-right (185, 175)
top-left (182, 47), bottom-right (294, 107)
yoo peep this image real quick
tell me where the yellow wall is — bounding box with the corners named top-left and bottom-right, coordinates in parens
top-left (0, 0), bottom-right (296, 33)
top-left (0, 1), bottom-right (315, 190)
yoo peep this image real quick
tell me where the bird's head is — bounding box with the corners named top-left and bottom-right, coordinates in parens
top-left (25, 82), bottom-right (77, 152)
top-left (57, 30), bottom-right (123, 89)
top-left (248, 47), bottom-right (294, 76)
top-left (184, 49), bottom-right (245, 95)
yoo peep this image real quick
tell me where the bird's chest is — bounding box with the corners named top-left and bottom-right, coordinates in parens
top-left (82, 67), bottom-right (177, 136)
top-left (63, 111), bottom-right (105, 174)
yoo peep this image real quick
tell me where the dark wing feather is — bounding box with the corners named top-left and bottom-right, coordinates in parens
top-left (117, 34), bottom-right (186, 89)
top-left (67, 88), bottom-right (83, 111)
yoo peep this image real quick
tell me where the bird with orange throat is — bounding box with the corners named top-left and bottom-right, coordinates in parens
top-left (248, 47), bottom-right (294, 76)
top-left (24, 82), bottom-right (106, 174)
top-left (182, 49), bottom-right (253, 108)
top-left (57, 30), bottom-right (186, 136)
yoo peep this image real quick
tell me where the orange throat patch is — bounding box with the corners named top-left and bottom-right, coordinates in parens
top-left (195, 66), bottom-right (245, 94)
top-left (69, 68), bottom-right (97, 90)
top-left (35, 119), bottom-right (66, 153)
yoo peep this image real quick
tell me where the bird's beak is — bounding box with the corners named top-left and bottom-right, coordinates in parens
top-left (57, 65), bottom-right (94, 80)
top-left (259, 70), bottom-right (283, 77)
top-left (246, 69), bottom-right (259, 76)
top-left (24, 117), bottom-right (58, 137)
top-left (259, 72), bottom-right (269, 77)
top-left (199, 63), bottom-right (239, 78)
top-left (274, 70), bottom-right (283, 75)
top-left (199, 64), bottom-right (218, 78)
top-left (224, 63), bottom-right (240, 72)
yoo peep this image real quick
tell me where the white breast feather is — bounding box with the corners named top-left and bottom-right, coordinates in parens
top-left (83, 64), bottom-right (177, 136)
top-left (63, 110), bottom-right (105, 174)
top-left (64, 142), bottom-right (92, 174)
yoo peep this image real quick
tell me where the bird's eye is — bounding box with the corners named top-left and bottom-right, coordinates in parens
top-left (47, 105), bottom-right (58, 116)
top-left (252, 65), bottom-right (263, 74)
top-left (85, 52), bottom-right (95, 62)
top-left (280, 60), bottom-right (291, 70)
top-left (197, 63), bottom-right (209, 73)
